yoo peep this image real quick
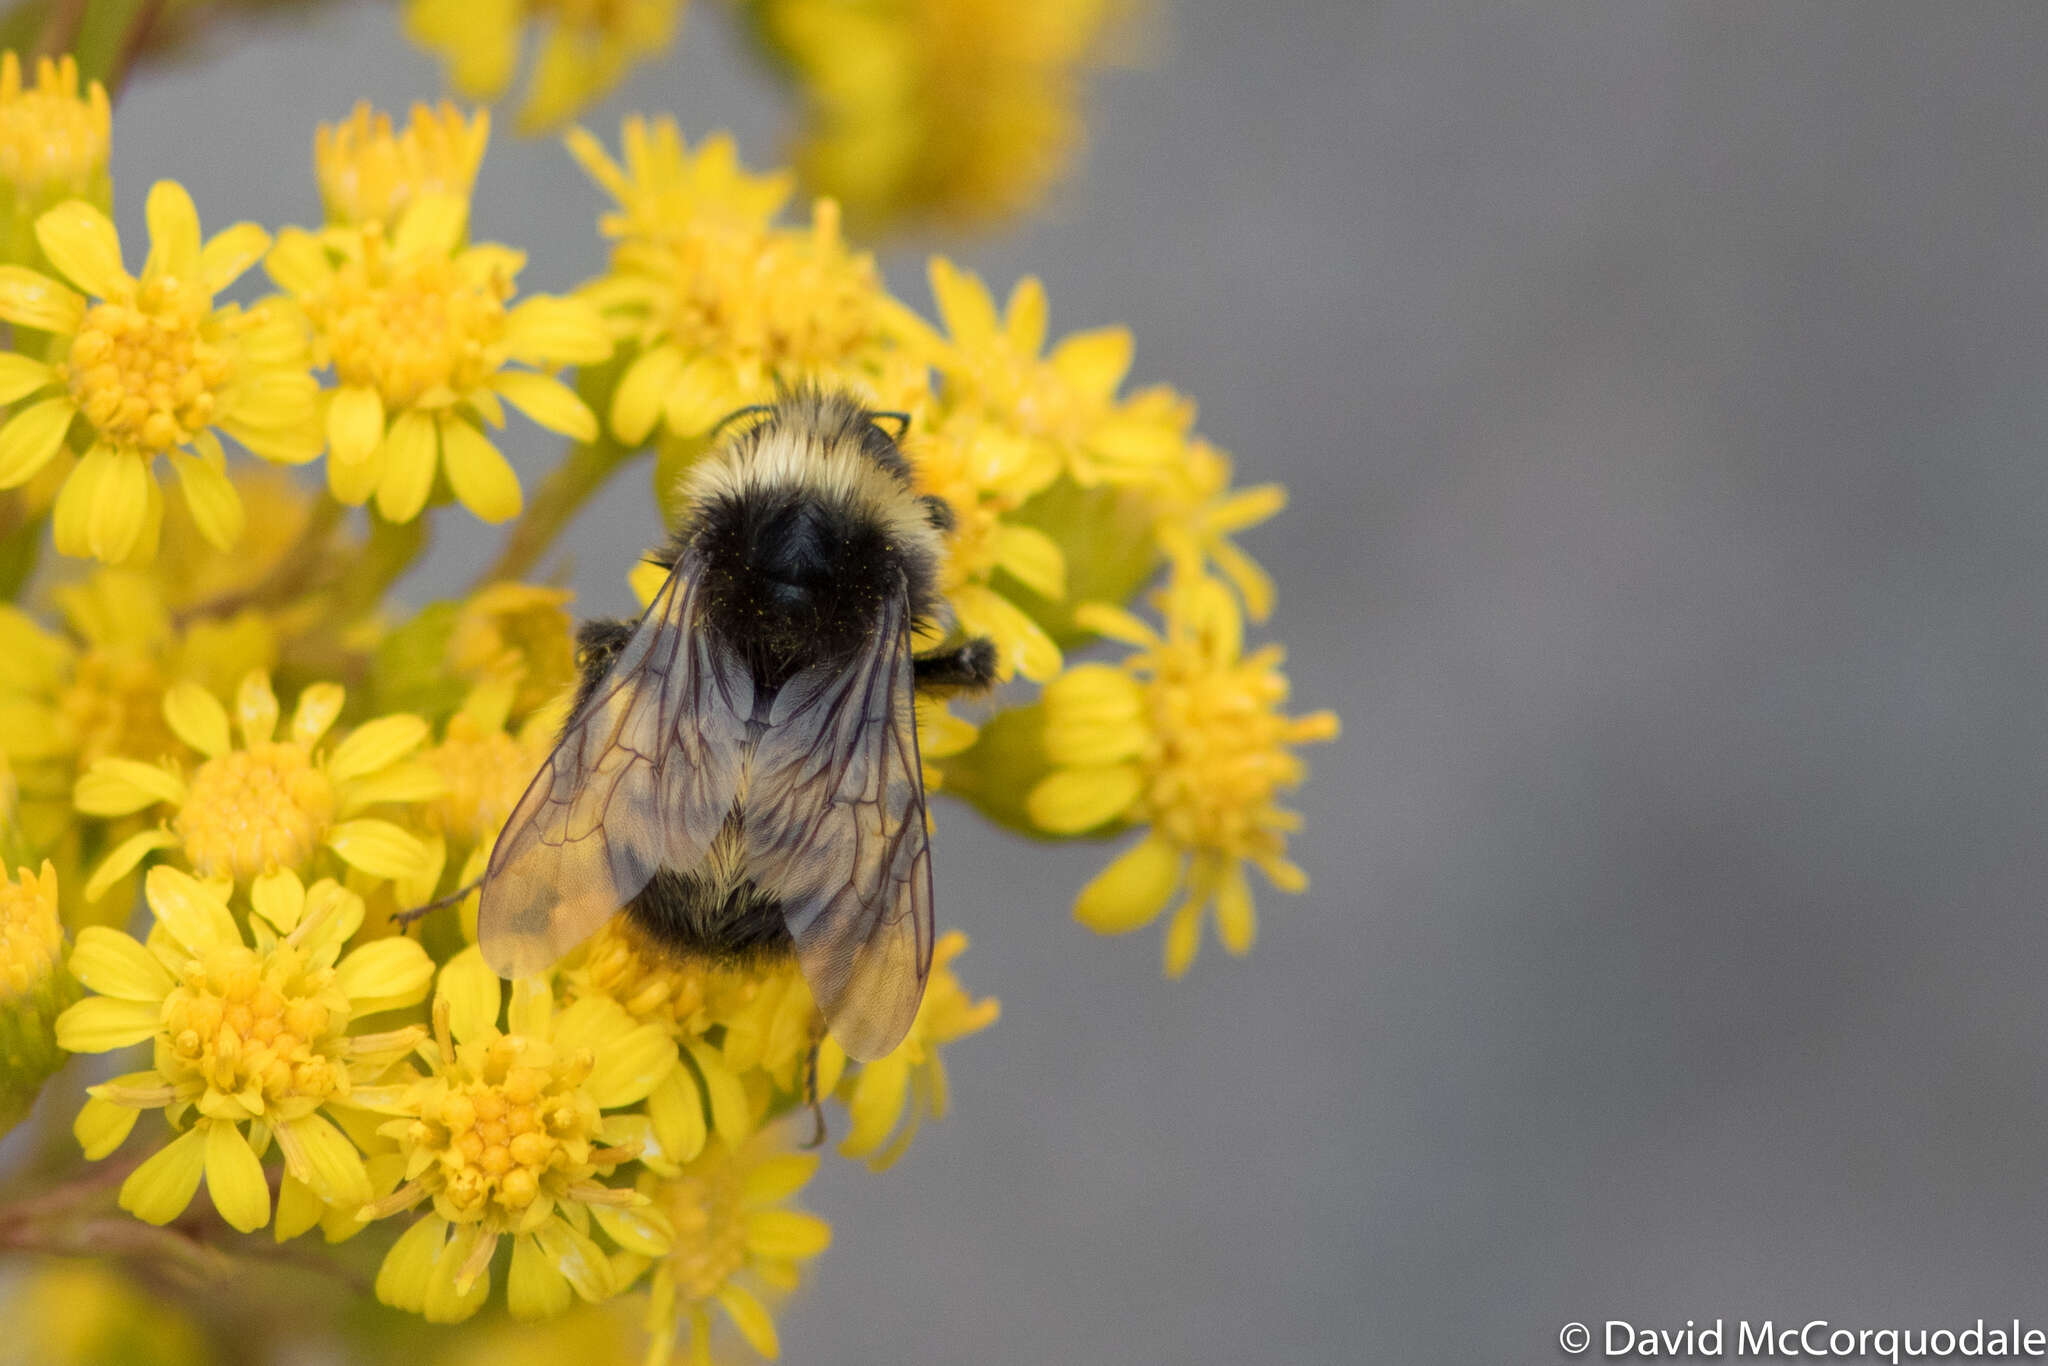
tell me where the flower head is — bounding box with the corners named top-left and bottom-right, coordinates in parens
top-left (73, 669), bottom-right (442, 895)
top-left (838, 931), bottom-right (996, 1168)
top-left (761, 0), bottom-right (1121, 228)
top-left (405, 0), bottom-right (683, 132)
top-left (317, 101), bottom-right (492, 228)
top-left (632, 1120), bottom-right (832, 1366)
top-left (266, 193), bottom-right (611, 524)
top-left (0, 182), bottom-right (323, 561)
top-left (1028, 573), bottom-right (1338, 975)
top-left (0, 51), bottom-right (111, 266)
top-left (361, 949), bottom-right (675, 1323)
top-left (447, 581), bottom-right (578, 716)
top-left (0, 858), bottom-right (76, 1133)
top-left (570, 119), bottom-right (902, 444)
top-left (56, 865), bottom-right (433, 1231)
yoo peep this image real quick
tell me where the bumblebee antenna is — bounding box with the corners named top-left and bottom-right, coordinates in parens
top-left (869, 410), bottom-right (912, 440)
top-left (708, 403), bottom-right (775, 442)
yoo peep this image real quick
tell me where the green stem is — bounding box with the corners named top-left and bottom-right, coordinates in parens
top-left (345, 511), bottom-right (431, 617)
top-left (103, 0), bottom-right (162, 101)
top-left (31, 0), bottom-right (85, 56)
top-left (475, 438), bottom-right (628, 588)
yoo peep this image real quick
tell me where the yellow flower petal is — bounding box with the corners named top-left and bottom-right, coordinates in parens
top-left (273, 1174), bottom-right (323, 1242)
top-left (168, 450), bottom-right (244, 549)
top-left (1162, 895), bottom-right (1203, 978)
top-left (376, 1213), bottom-right (446, 1314)
top-left (439, 417), bottom-right (522, 523)
top-left (530, 1217), bottom-right (610, 1303)
top-left (0, 264), bottom-right (84, 332)
top-left (590, 1204), bottom-right (672, 1258)
top-left (35, 200), bottom-right (127, 299)
top-left (1214, 860), bottom-right (1256, 956)
top-left (375, 413), bottom-right (439, 523)
top-left (164, 682), bottom-right (231, 757)
top-left (333, 937), bottom-right (434, 1015)
top-left (327, 714), bottom-right (429, 783)
top-left (0, 353), bottom-right (54, 404)
top-left (120, 1127), bottom-right (206, 1225)
top-left (507, 1232), bottom-right (573, 1321)
top-left (436, 946), bottom-right (503, 1046)
top-left (0, 397), bottom-right (75, 487)
top-left (82, 828), bottom-right (176, 902)
top-left (75, 1094), bottom-right (140, 1159)
top-left (54, 995), bottom-right (162, 1051)
top-left (993, 523), bottom-right (1066, 601)
top-left (142, 180), bottom-right (202, 285)
top-left (68, 926), bottom-right (174, 1001)
top-left (327, 384), bottom-right (386, 467)
top-left (1073, 833), bottom-right (1182, 935)
top-left (1026, 765), bottom-right (1141, 834)
top-left (263, 227), bottom-right (335, 298)
top-left (929, 257), bottom-right (997, 346)
top-left (250, 868), bottom-right (305, 933)
top-left (609, 343), bottom-right (682, 445)
top-left (204, 1119), bottom-right (270, 1233)
top-left (714, 1281), bottom-right (780, 1359)
top-left (840, 1053), bottom-right (909, 1157)
top-left (501, 294), bottom-right (612, 366)
top-left (645, 1064), bottom-right (706, 1163)
top-left (393, 191), bottom-right (467, 257)
top-left (87, 449), bottom-right (150, 562)
top-left (197, 222), bottom-right (270, 294)
top-left (275, 1112), bottom-right (371, 1208)
top-left (492, 369), bottom-right (596, 441)
top-left (146, 866), bottom-right (240, 954)
top-left (745, 1209), bottom-right (832, 1261)
top-left (74, 758), bottom-right (185, 816)
top-left (325, 819), bottom-right (432, 879)
top-left (290, 681), bottom-right (346, 745)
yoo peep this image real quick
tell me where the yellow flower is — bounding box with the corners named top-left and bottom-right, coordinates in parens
top-left (56, 865), bottom-right (433, 1232)
top-left (893, 257), bottom-right (1184, 488)
top-left (0, 51), bottom-right (111, 267)
top-left (761, 0), bottom-right (1120, 228)
top-left (906, 406), bottom-right (1065, 682)
top-left (1, 1261), bottom-right (209, 1366)
top-left (0, 181), bottom-right (323, 562)
top-left (629, 1120), bottom-right (831, 1366)
top-left (447, 581), bottom-right (578, 716)
top-left (1027, 573), bottom-right (1338, 976)
top-left (358, 949), bottom-right (675, 1323)
top-left (569, 119), bottom-right (901, 444)
top-left (405, 0), bottom-right (683, 133)
top-left (838, 931), bottom-right (996, 1169)
top-left (317, 100), bottom-right (491, 228)
top-left (1149, 435), bottom-right (1286, 622)
top-left (422, 682), bottom-right (544, 850)
top-left (0, 858), bottom-right (76, 1134)
top-left (265, 192), bottom-right (611, 525)
top-left (73, 669), bottom-right (443, 896)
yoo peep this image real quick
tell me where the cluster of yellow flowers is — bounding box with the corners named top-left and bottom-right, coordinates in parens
top-left (0, 52), bottom-right (1329, 1366)
top-left (400, 0), bottom-right (1127, 227)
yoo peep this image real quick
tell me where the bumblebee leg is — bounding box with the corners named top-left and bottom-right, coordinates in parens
top-left (393, 876), bottom-right (481, 931)
top-left (801, 1023), bottom-right (828, 1149)
top-left (913, 637), bottom-right (998, 694)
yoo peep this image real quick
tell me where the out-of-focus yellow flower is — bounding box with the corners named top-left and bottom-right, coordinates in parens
top-left (626, 1119), bottom-right (831, 1366)
top-left (447, 581), bottom-right (578, 716)
top-left (422, 681), bottom-right (542, 851)
top-left (1, 1261), bottom-right (209, 1366)
top-left (266, 192), bottom-right (610, 525)
top-left (56, 866), bottom-right (432, 1232)
top-left (317, 101), bottom-right (492, 229)
top-left (760, 0), bottom-right (1121, 228)
top-left (1028, 573), bottom-right (1338, 976)
top-left (0, 858), bottom-right (75, 1133)
top-left (358, 949), bottom-right (674, 1323)
top-left (0, 182), bottom-right (323, 562)
top-left (569, 119), bottom-right (904, 445)
top-left (73, 669), bottom-right (443, 896)
top-left (0, 51), bottom-right (111, 267)
top-left (405, 0), bottom-right (684, 133)
top-left (1149, 435), bottom-right (1285, 622)
top-left (838, 930), bottom-right (995, 1168)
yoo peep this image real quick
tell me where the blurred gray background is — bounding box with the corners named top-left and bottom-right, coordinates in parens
top-left (114, 3), bottom-right (2048, 1362)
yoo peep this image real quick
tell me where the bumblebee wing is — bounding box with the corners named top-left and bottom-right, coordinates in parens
top-left (744, 591), bottom-right (933, 1061)
top-left (478, 560), bottom-right (752, 977)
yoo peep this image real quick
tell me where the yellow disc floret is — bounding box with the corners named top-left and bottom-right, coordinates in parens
top-left (0, 860), bottom-right (61, 996)
top-left (173, 741), bottom-right (338, 882)
top-left (63, 284), bottom-right (230, 455)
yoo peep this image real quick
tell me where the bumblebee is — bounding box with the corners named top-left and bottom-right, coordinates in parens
top-left (476, 389), bottom-right (996, 1061)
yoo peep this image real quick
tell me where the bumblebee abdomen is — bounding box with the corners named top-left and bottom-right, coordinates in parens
top-left (624, 866), bottom-right (795, 966)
